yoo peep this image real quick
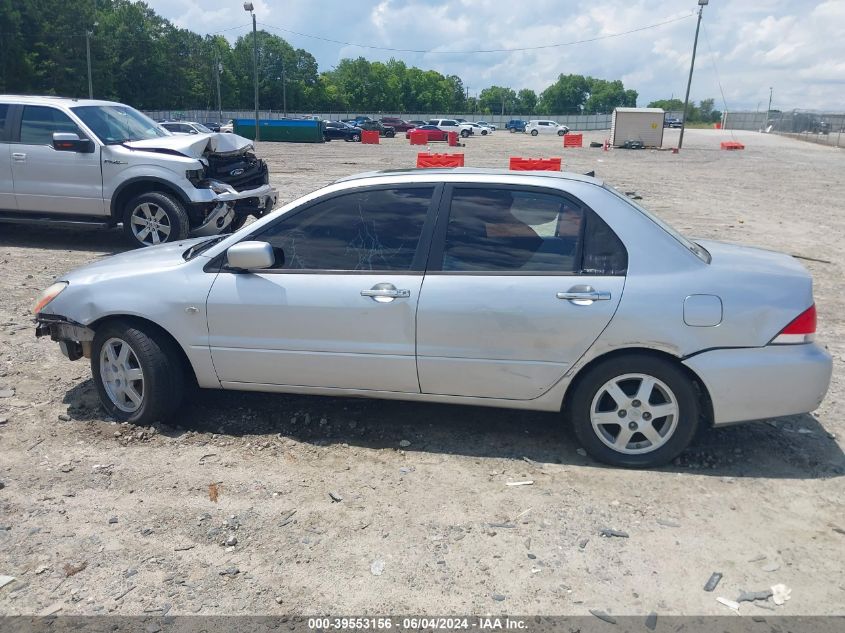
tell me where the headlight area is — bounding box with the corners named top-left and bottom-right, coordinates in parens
top-left (33, 282), bottom-right (96, 361)
top-left (33, 282), bottom-right (68, 315)
top-left (187, 170), bottom-right (238, 196)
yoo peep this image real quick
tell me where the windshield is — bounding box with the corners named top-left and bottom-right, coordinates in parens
top-left (71, 105), bottom-right (168, 145)
top-left (604, 184), bottom-right (711, 263)
top-left (193, 123), bottom-right (212, 133)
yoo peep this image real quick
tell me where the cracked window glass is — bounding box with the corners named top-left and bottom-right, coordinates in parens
top-left (257, 187), bottom-right (433, 271)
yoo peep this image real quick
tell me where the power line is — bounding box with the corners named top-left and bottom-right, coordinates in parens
top-left (257, 12), bottom-right (694, 55)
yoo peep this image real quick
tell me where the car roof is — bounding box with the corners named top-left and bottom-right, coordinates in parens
top-left (335, 167), bottom-right (604, 187)
top-left (0, 94), bottom-right (126, 108)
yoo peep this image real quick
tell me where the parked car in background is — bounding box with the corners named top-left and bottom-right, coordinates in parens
top-left (0, 96), bottom-right (276, 247)
top-left (525, 120), bottom-right (570, 136)
top-left (341, 116), bottom-right (372, 126)
top-left (35, 168), bottom-right (832, 469)
top-left (405, 125), bottom-right (448, 142)
top-left (664, 117), bottom-right (683, 128)
top-left (428, 118), bottom-right (474, 138)
top-left (160, 121), bottom-right (214, 135)
top-left (202, 121), bottom-right (223, 132)
top-left (475, 120), bottom-right (497, 131)
top-left (408, 120), bottom-right (427, 127)
top-left (220, 120), bottom-right (234, 133)
top-left (506, 119), bottom-right (528, 132)
top-left (379, 117), bottom-right (416, 132)
top-left (357, 120), bottom-right (395, 138)
top-left (465, 122), bottom-right (492, 136)
top-left (323, 120), bottom-right (362, 142)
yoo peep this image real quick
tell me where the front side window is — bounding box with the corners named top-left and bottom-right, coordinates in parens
top-left (253, 187), bottom-right (434, 271)
top-left (71, 105), bottom-right (168, 144)
top-left (0, 104), bottom-right (9, 138)
top-left (440, 188), bottom-right (627, 274)
top-left (19, 106), bottom-right (83, 145)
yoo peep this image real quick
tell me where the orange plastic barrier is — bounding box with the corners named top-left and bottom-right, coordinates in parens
top-left (416, 153), bottom-right (465, 168)
top-left (509, 157), bottom-right (562, 171)
top-left (447, 131), bottom-right (459, 146)
top-left (408, 130), bottom-right (427, 145)
top-left (361, 130), bottom-right (380, 144)
top-left (714, 122), bottom-right (722, 129)
top-left (720, 141), bottom-right (745, 150)
top-left (563, 133), bottom-right (583, 148)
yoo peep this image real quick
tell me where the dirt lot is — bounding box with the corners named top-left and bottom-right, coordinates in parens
top-left (1, 129), bottom-right (843, 618)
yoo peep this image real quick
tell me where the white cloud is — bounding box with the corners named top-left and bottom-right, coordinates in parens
top-left (144, 0), bottom-right (844, 110)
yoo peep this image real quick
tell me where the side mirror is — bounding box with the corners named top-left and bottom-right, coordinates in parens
top-left (226, 241), bottom-right (275, 271)
top-left (189, 129), bottom-right (198, 134)
top-left (53, 132), bottom-right (94, 153)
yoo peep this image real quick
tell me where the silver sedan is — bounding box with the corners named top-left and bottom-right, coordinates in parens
top-left (34, 169), bottom-right (832, 467)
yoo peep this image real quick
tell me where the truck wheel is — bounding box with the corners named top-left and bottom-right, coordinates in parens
top-left (91, 320), bottom-right (185, 425)
top-left (509, 128), bottom-right (516, 133)
top-left (460, 129), bottom-right (470, 138)
top-left (565, 354), bottom-right (700, 468)
top-left (123, 191), bottom-right (190, 248)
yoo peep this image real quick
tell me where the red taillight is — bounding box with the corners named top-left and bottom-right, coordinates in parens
top-left (772, 304), bottom-right (816, 344)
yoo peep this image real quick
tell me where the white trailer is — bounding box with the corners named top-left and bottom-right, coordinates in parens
top-left (610, 107), bottom-right (665, 148)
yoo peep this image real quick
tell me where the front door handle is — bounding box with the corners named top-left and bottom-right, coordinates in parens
top-left (12, 153), bottom-right (26, 162)
top-left (557, 285), bottom-right (611, 305)
top-left (361, 283), bottom-right (410, 303)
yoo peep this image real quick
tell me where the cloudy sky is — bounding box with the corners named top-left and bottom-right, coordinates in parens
top-left (146, 0), bottom-right (844, 111)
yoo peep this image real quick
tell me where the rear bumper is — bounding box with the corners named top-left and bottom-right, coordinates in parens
top-left (683, 343), bottom-right (833, 426)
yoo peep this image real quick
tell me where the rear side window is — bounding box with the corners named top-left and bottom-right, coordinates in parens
top-left (19, 106), bottom-right (82, 145)
top-left (0, 104), bottom-right (8, 139)
top-left (254, 187), bottom-right (434, 271)
top-left (439, 188), bottom-right (627, 275)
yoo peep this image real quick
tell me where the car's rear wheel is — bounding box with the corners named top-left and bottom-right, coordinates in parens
top-left (92, 321), bottom-right (185, 425)
top-left (123, 191), bottom-right (189, 248)
top-left (509, 128), bottom-right (515, 133)
top-left (566, 354), bottom-right (700, 468)
top-left (531, 129), bottom-right (539, 136)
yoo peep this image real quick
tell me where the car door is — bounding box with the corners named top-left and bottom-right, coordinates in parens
top-left (0, 104), bottom-right (14, 210)
top-left (416, 185), bottom-right (627, 400)
top-left (11, 105), bottom-right (104, 215)
top-left (206, 184), bottom-right (441, 392)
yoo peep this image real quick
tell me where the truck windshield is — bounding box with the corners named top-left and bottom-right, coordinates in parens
top-left (71, 105), bottom-right (168, 145)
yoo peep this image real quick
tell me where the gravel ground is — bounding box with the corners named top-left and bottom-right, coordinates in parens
top-left (0, 128), bottom-right (843, 617)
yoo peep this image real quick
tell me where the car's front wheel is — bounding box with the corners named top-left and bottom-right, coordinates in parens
top-left (351, 133), bottom-right (361, 142)
top-left (481, 129), bottom-right (488, 135)
top-left (566, 354), bottom-right (700, 468)
top-left (460, 129), bottom-right (470, 138)
top-left (530, 129), bottom-right (539, 136)
top-left (123, 191), bottom-right (190, 248)
top-left (91, 320), bottom-right (185, 425)
top-left (557, 130), bottom-right (566, 136)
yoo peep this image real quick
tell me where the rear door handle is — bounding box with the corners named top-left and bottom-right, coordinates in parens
top-left (361, 283), bottom-right (410, 303)
top-left (556, 291), bottom-right (611, 301)
top-left (12, 153), bottom-right (26, 162)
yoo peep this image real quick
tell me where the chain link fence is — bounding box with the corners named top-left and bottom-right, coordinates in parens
top-left (723, 109), bottom-right (845, 148)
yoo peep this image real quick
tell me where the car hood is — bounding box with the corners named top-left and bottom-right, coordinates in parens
top-left (123, 133), bottom-right (253, 158)
top-left (58, 237), bottom-right (208, 286)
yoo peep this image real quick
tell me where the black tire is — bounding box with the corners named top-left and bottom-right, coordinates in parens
top-left (91, 320), bottom-right (185, 425)
top-left (123, 191), bottom-right (190, 248)
top-left (509, 128), bottom-right (515, 133)
top-left (351, 133), bottom-right (361, 142)
top-left (531, 129), bottom-right (539, 136)
top-left (481, 130), bottom-right (488, 136)
top-left (557, 130), bottom-right (566, 136)
top-left (460, 129), bottom-right (470, 138)
top-left (565, 354), bottom-right (700, 468)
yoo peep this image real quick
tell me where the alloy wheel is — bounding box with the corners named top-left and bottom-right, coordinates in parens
top-left (589, 373), bottom-right (679, 454)
top-left (130, 202), bottom-right (172, 245)
top-left (99, 337), bottom-right (145, 413)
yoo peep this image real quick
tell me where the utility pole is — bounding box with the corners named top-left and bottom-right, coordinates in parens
top-left (767, 86), bottom-right (773, 115)
top-left (282, 53), bottom-right (287, 117)
top-left (86, 29), bottom-right (93, 98)
top-left (678, 0), bottom-right (708, 150)
top-left (214, 55), bottom-right (223, 122)
top-left (244, 2), bottom-right (259, 141)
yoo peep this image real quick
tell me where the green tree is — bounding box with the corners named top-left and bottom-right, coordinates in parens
top-left (538, 74), bottom-right (590, 114)
top-left (515, 88), bottom-right (537, 114)
top-left (647, 98), bottom-right (685, 111)
top-left (478, 86), bottom-right (517, 115)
